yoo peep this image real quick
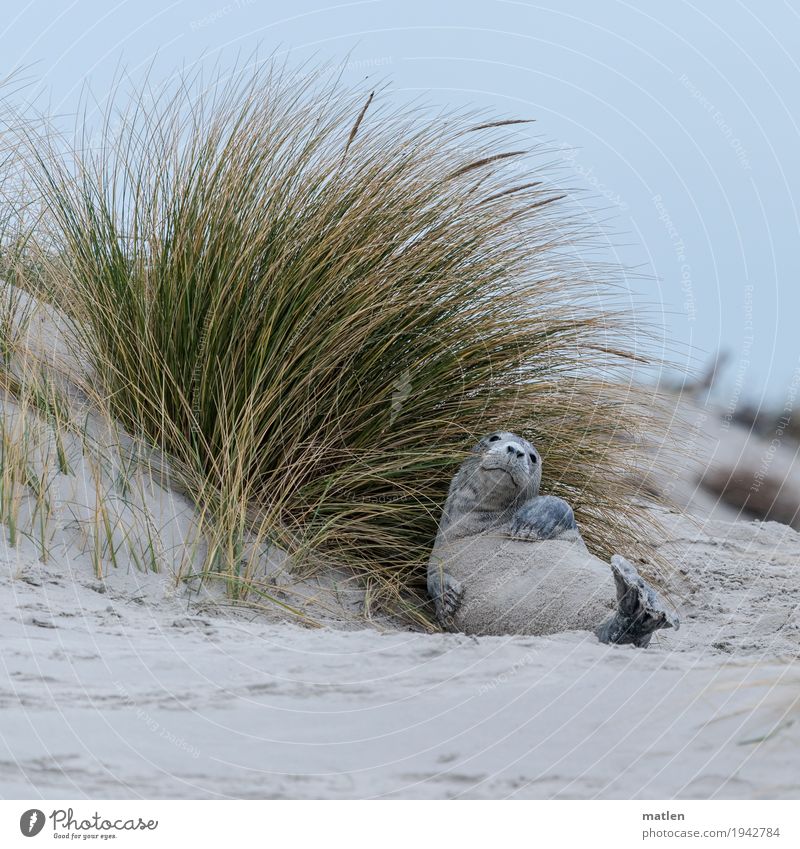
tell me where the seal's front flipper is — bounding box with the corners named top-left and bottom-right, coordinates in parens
top-left (509, 495), bottom-right (583, 543)
top-left (595, 555), bottom-right (679, 648)
top-left (427, 565), bottom-right (463, 626)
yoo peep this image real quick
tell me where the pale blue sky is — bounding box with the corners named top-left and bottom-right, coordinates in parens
top-left (5, 0), bottom-right (799, 407)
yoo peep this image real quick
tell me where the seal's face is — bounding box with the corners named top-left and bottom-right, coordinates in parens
top-left (469, 430), bottom-right (542, 509)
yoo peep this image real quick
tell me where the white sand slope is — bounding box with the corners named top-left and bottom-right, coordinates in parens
top-left (0, 280), bottom-right (366, 627)
top-left (2, 511), bottom-right (798, 800)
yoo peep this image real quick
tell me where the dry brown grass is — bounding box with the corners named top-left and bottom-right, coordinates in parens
top-left (7, 58), bottom-right (666, 620)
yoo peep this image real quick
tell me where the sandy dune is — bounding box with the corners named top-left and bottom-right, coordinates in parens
top-left (2, 510), bottom-right (798, 800)
top-left (1, 281), bottom-right (798, 799)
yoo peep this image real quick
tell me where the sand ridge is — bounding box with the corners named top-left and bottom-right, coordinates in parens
top-left (2, 510), bottom-right (799, 799)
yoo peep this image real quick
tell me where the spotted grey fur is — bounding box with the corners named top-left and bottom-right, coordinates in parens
top-left (428, 431), bottom-right (678, 646)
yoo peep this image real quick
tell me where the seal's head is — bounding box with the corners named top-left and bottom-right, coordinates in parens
top-left (469, 430), bottom-right (541, 507)
top-left (443, 430), bottom-right (542, 525)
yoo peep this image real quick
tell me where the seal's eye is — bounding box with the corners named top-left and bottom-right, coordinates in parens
top-left (529, 453), bottom-right (537, 464)
top-left (488, 435), bottom-right (501, 442)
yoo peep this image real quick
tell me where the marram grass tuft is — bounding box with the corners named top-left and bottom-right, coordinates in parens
top-left (21, 61), bottom-right (663, 620)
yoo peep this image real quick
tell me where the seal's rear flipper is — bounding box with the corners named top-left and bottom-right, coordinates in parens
top-left (595, 555), bottom-right (679, 648)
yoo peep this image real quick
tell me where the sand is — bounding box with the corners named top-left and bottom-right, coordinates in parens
top-left (2, 508), bottom-right (799, 800)
top-left (1, 282), bottom-right (799, 799)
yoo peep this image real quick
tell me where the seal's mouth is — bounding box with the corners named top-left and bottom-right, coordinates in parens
top-left (480, 462), bottom-right (523, 489)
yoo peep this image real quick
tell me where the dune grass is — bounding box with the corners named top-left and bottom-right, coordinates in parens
top-left (12, 59), bottom-right (663, 619)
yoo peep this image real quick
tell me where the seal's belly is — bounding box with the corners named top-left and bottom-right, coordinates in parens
top-left (432, 534), bottom-right (616, 637)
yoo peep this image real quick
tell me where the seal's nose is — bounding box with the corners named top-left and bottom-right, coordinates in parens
top-left (506, 444), bottom-right (524, 459)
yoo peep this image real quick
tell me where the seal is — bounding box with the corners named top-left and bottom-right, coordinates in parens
top-left (428, 431), bottom-right (678, 646)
